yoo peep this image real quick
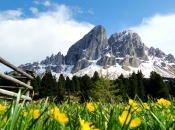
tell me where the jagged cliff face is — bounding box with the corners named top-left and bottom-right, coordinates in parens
top-left (18, 25), bottom-right (175, 78)
top-left (65, 25), bottom-right (108, 64)
top-left (65, 25), bottom-right (108, 73)
top-left (108, 31), bottom-right (148, 58)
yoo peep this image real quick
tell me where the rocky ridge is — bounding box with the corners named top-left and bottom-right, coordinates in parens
top-left (18, 25), bottom-right (175, 78)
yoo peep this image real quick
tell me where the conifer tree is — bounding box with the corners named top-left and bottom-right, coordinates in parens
top-left (59, 74), bottom-right (66, 88)
top-left (39, 71), bottom-right (57, 97)
top-left (69, 80), bottom-right (75, 92)
top-left (129, 72), bottom-right (138, 99)
top-left (114, 74), bottom-right (127, 101)
top-left (136, 71), bottom-right (146, 101)
top-left (123, 78), bottom-right (130, 97)
top-left (168, 81), bottom-right (175, 96)
top-left (31, 75), bottom-right (41, 94)
top-left (91, 71), bottom-right (100, 82)
top-left (80, 74), bottom-right (94, 102)
top-left (147, 71), bottom-right (169, 99)
top-left (65, 76), bottom-right (70, 91)
top-left (89, 74), bottom-right (117, 102)
top-left (56, 74), bottom-right (67, 102)
top-left (72, 76), bottom-right (80, 91)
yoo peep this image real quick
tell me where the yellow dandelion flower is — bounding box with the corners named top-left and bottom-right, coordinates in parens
top-left (50, 108), bottom-right (54, 115)
top-left (56, 113), bottom-right (69, 123)
top-left (54, 110), bottom-right (60, 120)
top-left (129, 99), bottom-right (138, 107)
top-left (32, 100), bottom-right (37, 104)
top-left (79, 118), bottom-right (92, 130)
top-left (118, 111), bottom-right (131, 125)
top-left (104, 107), bottom-right (109, 112)
top-left (157, 98), bottom-right (171, 107)
top-left (107, 114), bottom-right (110, 119)
top-left (166, 109), bottom-right (171, 113)
top-left (105, 121), bottom-right (108, 128)
top-left (136, 107), bottom-right (142, 112)
top-left (32, 109), bottom-right (40, 119)
top-left (50, 106), bottom-right (60, 115)
top-left (143, 103), bottom-right (150, 109)
top-left (119, 111), bottom-right (141, 128)
top-left (129, 118), bottom-right (141, 128)
top-left (52, 107), bottom-right (68, 123)
top-left (22, 110), bottom-right (28, 117)
top-left (30, 109), bottom-right (33, 114)
top-left (68, 113), bottom-right (72, 116)
top-left (0, 104), bottom-right (6, 111)
top-left (125, 106), bottom-right (130, 111)
top-left (86, 103), bottom-right (95, 112)
top-left (2, 116), bottom-right (7, 125)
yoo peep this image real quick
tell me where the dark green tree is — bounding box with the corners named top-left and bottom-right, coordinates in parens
top-left (39, 71), bottom-right (57, 98)
top-left (89, 76), bottom-right (117, 102)
top-left (65, 76), bottom-right (71, 91)
top-left (114, 74), bottom-right (128, 101)
top-left (31, 76), bottom-right (41, 94)
top-left (72, 76), bottom-right (80, 91)
top-left (69, 80), bottom-right (75, 92)
top-left (57, 74), bottom-right (66, 101)
top-left (147, 71), bottom-right (169, 99)
top-left (80, 74), bottom-right (94, 102)
top-left (129, 72), bottom-right (138, 99)
top-left (168, 81), bottom-right (175, 96)
top-left (91, 71), bottom-right (100, 82)
top-left (58, 74), bottom-right (66, 88)
top-left (136, 71), bottom-right (146, 101)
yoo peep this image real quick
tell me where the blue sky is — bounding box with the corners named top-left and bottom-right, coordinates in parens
top-left (1, 0), bottom-right (175, 72)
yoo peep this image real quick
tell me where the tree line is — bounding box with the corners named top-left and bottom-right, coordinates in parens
top-left (0, 71), bottom-right (175, 103)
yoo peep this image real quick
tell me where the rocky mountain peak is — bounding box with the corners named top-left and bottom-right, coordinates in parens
top-left (165, 54), bottom-right (175, 63)
top-left (17, 25), bottom-right (175, 78)
top-left (65, 25), bottom-right (108, 73)
top-left (108, 30), bottom-right (148, 61)
top-left (148, 47), bottom-right (165, 58)
top-left (40, 52), bottom-right (64, 65)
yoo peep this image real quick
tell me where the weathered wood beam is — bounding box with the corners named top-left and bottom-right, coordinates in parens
top-left (0, 88), bottom-right (32, 100)
top-left (25, 80), bottom-right (31, 97)
top-left (11, 76), bottom-right (27, 79)
top-left (0, 72), bottom-right (33, 89)
top-left (0, 57), bottom-right (33, 80)
top-left (0, 86), bottom-right (25, 89)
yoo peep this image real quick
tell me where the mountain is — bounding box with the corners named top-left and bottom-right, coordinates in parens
top-left (18, 25), bottom-right (175, 79)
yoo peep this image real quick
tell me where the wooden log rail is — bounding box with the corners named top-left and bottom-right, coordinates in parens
top-left (0, 57), bottom-right (33, 80)
top-left (0, 56), bottom-right (33, 100)
top-left (0, 89), bottom-right (32, 100)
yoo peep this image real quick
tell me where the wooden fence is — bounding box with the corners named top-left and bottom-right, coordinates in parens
top-left (0, 57), bottom-right (33, 100)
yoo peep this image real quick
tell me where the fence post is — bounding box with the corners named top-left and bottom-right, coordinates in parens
top-left (26, 80), bottom-right (31, 97)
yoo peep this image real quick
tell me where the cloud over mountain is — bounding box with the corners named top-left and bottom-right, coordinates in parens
top-left (130, 13), bottom-right (175, 56)
top-left (0, 3), bottom-right (94, 72)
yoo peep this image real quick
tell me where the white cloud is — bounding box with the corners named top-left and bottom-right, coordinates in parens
top-left (0, 4), bottom-right (94, 72)
top-left (72, 6), bottom-right (83, 13)
top-left (34, 1), bottom-right (39, 5)
top-left (129, 14), bottom-right (175, 56)
top-left (43, 0), bottom-right (51, 6)
top-left (33, 0), bottom-right (51, 6)
top-left (29, 7), bottom-right (38, 14)
top-left (0, 9), bottom-right (23, 20)
top-left (88, 8), bottom-right (94, 14)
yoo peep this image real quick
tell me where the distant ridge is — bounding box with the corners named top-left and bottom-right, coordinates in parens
top-left (18, 25), bottom-right (175, 79)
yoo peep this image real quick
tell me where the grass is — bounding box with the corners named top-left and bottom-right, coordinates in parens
top-left (0, 91), bottom-right (175, 130)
